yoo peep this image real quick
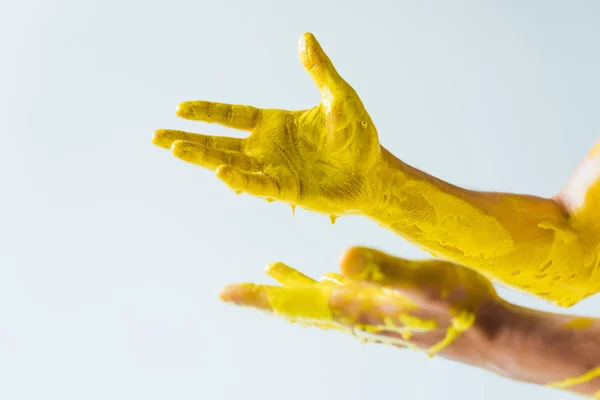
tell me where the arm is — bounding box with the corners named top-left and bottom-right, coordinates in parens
top-left (367, 145), bottom-right (599, 307)
top-left (220, 246), bottom-right (600, 398)
top-left (153, 33), bottom-right (600, 306)
top-left (488, 302), bottom-right (600, 397)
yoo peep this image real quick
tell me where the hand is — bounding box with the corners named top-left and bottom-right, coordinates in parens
top-left (219, 246), bottom-right (501, 360)
top-left (220, 248), bottom-right (600, 397)
top-left (153, 33), bottom-right (382, 216)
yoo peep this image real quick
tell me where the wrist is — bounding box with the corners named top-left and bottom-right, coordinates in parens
top-left (362, 147), bottom-right (408, 217)
top-left (468, 300), bottom-right (526, 377)
top-left (477, 301), bottom-right (598, 385)
top-left (439, 298), bottom-right (517, 374)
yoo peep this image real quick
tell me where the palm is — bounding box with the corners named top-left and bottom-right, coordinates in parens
top-left (153, 33), bottom-right (381, 215)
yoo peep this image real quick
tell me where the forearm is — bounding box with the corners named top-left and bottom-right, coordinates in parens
top-left (480, 301), bottom-right (600, 397)
top-left (368, 147), bottom-right (569, 257)
top-left (364, 147), bottom-right (598, 306)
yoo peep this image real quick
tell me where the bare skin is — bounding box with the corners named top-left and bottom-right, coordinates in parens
top-left (153, 33), bottom-right (600, 307)
top-left (220, 247), bottom-right (600, 398)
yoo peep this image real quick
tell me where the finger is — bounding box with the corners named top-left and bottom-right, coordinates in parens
top-left (219, 281), bottom-right (394, 334)
top-left (216, 165), bottom-right (281, 199)
top-left (219, 283), bottom-right (335, 322)
top-left (320, 272), bottom-right (353, 286)
top-left (219, 283), bottom-right (272, 310)
top-left (176, 101), bottom-right (261, 131)
top-left (171, 141), bottom-right (256, 172)
top-left (153, 129), bottom-right (242, 151)
top-left (298, 32), bottom-right (347, 89)
top-left (265, 262), bottom-right (317, 287)
top-left (220, 281), bottom-right (433, 347)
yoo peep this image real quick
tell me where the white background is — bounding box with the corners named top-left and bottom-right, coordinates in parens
top-left (2, 1), bottom-right (599, 399)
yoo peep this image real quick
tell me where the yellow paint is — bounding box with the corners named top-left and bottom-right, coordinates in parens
top-left (265, 262), bottom-right (316, 287)
top-left (563, 317), bottom-right (595, 330)
top-left (547, 366), bottom-right (600, 389)
top-left (398, 313), bottom-right (438, 331)
top-left (220, 254), bottom-right (489, 357)
top-left (154, 32), bottom-right (600, 307)
top-left (267, 286), bottom-right (333, 321)
top-left (426, 311), bottom-right (476, 357)
top-left (320, 272), bottom-right (352, 286)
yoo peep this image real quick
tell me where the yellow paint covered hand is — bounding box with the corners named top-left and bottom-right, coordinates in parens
top-left (221, 248), bottom-right (600, 398)
top-left (220, 247), bottom-right (498, 358)
top-left (153, 32), bottom-right (600, 306)
top-left (153, 33), bottom-right (381, 217)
